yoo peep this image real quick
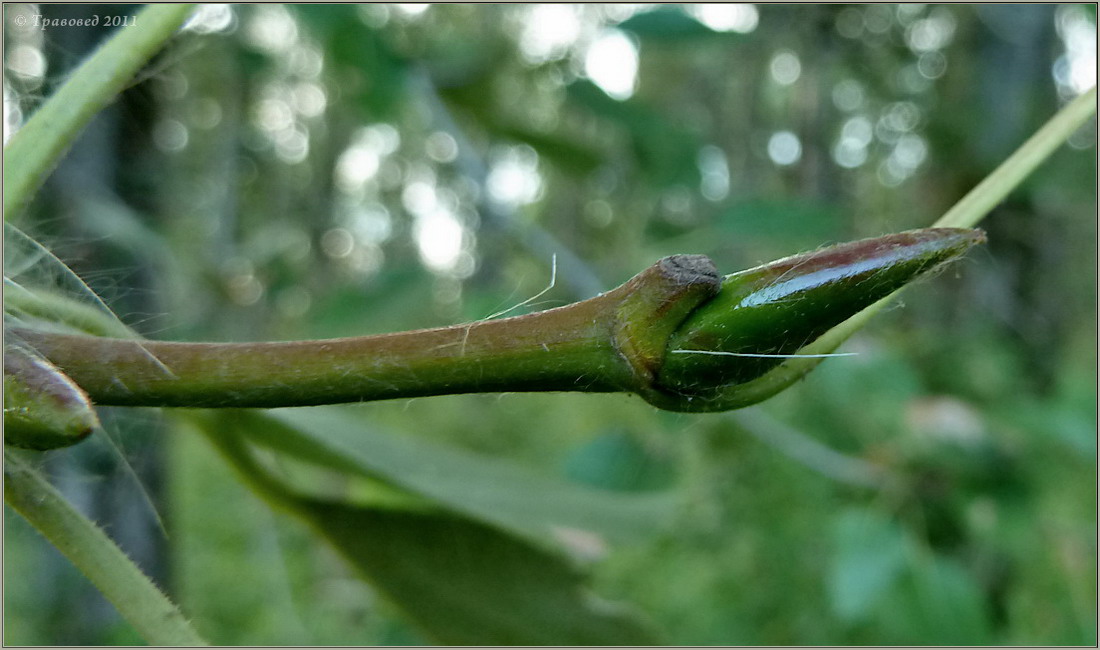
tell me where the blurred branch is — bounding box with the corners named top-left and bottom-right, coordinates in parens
top-left (730, 409), bottom-right (892, 489)
top-left (412, 69), bottom-right (606, 300)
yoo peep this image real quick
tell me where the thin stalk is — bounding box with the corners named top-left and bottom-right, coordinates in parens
top-left (3, 4), bottom-right (195, 220)
top-left (690, 87), bottom-right (1097, 411)
top-left (935, 86), bottom-right (1097, 229)
top-left (4, 450), bottom-right (208, 646)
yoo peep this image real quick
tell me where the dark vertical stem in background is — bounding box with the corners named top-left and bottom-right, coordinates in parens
top-left (974, 4), bottom-right (1066, 395)
top-left (808, 5), bottom-right (843, 207)
top-left (931, 5), bottom-right (1071, 396)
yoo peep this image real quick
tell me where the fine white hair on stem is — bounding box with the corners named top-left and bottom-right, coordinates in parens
top-left (5, 223), bottom-right (179, 379)
top-left (669, 350), bottom-right (858, 359)
top-left (457, 254), bottom-right (558, 356)
top-left (484, 254), bottom-right (557, 321)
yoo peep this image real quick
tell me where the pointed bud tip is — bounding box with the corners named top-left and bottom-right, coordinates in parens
top-left (655, 228), bottom-right (986, 399)
top-left (4, 346), bottom-right (98, 450)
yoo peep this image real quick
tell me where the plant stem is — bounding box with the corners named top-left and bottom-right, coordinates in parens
top-left (4, 450), bottom-right (208, 646)
top-left (11, 255), bottom-right (720, 408)
top-left (10, 231), bottom-right (979, 416)
top-left (3, 4), bottom-right (195, 221)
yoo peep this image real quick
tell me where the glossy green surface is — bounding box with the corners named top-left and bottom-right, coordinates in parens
top-left (3, 345), bottom-right (98, 450)
top-left (658, 229), bottom-right (985, 394)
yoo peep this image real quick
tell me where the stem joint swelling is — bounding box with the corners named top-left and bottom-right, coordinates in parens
top-left (611, 253), bottom-right (722, 395)
top-left (7, 228), bottom-right (983, 446)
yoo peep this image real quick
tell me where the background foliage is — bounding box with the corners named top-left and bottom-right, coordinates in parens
top-left (4, 3), bottom-right (1096, 645)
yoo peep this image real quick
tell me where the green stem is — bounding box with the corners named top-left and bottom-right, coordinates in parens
top-left (4, 450), bottom-right (208, 646)
top-left (10, 232), bottom-right (980, 417)
top-left (189, 414), bottom-right (306, 512)
top-left (10, 255), bottom-right (719, 408)
top-left (3, 4), bottom-right (195, 221)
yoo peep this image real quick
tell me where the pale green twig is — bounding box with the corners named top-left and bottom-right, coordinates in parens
top-left (3, 4), bottom-right (195, 220)
top-left (935, 86), bottom-right (1097, 229)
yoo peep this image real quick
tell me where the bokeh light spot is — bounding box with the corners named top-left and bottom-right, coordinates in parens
top-left (767, 131), bottom-right (802, 166)
top-left (585, 30), bottom-right (638, 101)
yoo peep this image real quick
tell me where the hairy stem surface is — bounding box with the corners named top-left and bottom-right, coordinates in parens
top-left (11, 255), bottom-right (720, 408)
top-left (11, 230), bottom-right (980, 418)
top-left (4, 451), bottom-right (208, 645)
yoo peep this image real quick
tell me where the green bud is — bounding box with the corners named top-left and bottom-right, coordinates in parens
top-left (4, 344), bottom-right (99, 450)
top-left (655, 228), bottom-right (985, 398)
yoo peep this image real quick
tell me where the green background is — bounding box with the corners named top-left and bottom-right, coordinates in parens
top-left (4, 3), bottom-right (1095, 645)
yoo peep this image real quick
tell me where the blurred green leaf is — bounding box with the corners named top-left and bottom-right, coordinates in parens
top-left (493, 123), bottom-right (605, 177)
top-left (716, 198), bottom-right (846, 250)
top-left (563, 429), bottom-right (675, 491)
top-left (194, 417), bottom-right (662, 646)
top-left (299, 500), bottom-right (661, 645)
top-left (221, 409), bottom-right (678, 545)
top-left (828, 508), bottom-right (909, 622)
top-left (1003, 400), bottom-right (1096, 460)
top-left (877, 554), bottom-right (995, 645)
top-left (437, 71), bottom-right (607, 177)
top-left (655, 197), bottom-right (847, 256)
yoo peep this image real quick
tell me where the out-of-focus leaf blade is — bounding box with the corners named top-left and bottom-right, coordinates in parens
top-left (222, 409), bottom-right (678, 545)
top-left (827, 507), bottom-right (909, 622)
top-left (564, 429), bottom-right (675, 491)
top-left (492, 123), bottom-right (606, 176)
top-left (875, 554), bottom-right (995, 645)
top-left (437, 74), bottom-right (606, 178)
top-left (300, 500), bottom-right (661, 645)
top-left (292, 5), bottom-right (408, 120)
top-left (717, 198), bottom-right (847, 248)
